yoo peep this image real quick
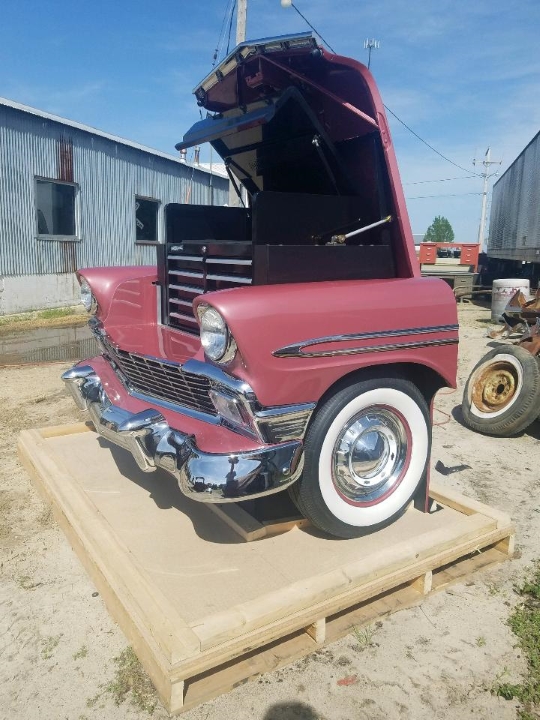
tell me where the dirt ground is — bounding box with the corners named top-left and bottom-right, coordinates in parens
top-left (1, 304), bottom-right (538, 720)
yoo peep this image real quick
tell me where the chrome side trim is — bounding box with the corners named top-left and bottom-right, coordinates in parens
top-left (61, 365), bottom-right (304, 503)
top-left (254, 403), bottom-right (316, 443)
top-left (273, 324), bottom-right (459, 359)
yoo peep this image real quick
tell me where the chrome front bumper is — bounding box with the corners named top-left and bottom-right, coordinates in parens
top-left (62, 365), bottom-right (304, 502)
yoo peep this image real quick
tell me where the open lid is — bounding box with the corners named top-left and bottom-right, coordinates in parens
top-left (175, 33), bottom-right (382, 195)
top-left (178, 86), bottom-right (353, 195)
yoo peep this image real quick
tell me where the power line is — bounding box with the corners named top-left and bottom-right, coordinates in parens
top-left (281, 3), bottom-right (482, 180)
top-left (384, 105), bottom-right (483, 178)
top-left (212, 0), bottom-right (235, 66)
top-left (407, 192), bottom-right (483, 200)
top-left (404, 175), bottom-right (477, 185)
top-left (283, 2), bottom-right (336, 53)
top-left (226, 0), bottom-right (237, 55)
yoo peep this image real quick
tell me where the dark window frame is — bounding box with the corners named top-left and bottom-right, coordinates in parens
top-left (34, 177), bottom-right (79, 242)
top-left (135, 195), bottom-right (161, 244)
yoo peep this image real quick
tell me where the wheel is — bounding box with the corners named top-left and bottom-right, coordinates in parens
top-left (289, 377), bottom-right (430, 539)
top-left (461, 345), bottom-right (540, 437)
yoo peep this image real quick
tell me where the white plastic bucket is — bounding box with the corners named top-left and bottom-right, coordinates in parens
top-left (491, 278), bottom-right (530, 322)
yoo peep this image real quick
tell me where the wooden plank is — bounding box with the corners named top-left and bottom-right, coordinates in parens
top-left (174, 519), bottom-right (511, 681)
top-left (305, 618), bottom-right (326, 644)
top-left (410, 570), bottom-right (433, 595)
top-left (181, 546), bottom-right (509, 713)
top-left (18, 430), bottom-right (201, 664)
top-left (495, 534), bottom-right (515, 557)
top-left (207, 503), bottom-right (268, 542)
top-left (38, 422), bottom-right (93, 439)
top-left (208, 499), bottom-right (309, 542)
top-left (191, 512), bottom-right (498, 651)
top-left (17, 424), bottom-right (515, 715)
top-left (430, 483), bottom-right (511, 529)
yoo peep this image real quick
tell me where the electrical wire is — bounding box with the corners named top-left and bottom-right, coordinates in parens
top-left (289, 2), bottom-right (336, 53)
top-left (404, 175), bottom-right (477, 185)
top-left (212, 0), bottom-right (235, 66)
top-left (226, 0), bottom-right (237, 55)
top-left (407, 192), bottom-right (482, 200)
top-left (286, 3), bottom-right (481, 179)
top-left (384, 105), bottom-right (483, 178)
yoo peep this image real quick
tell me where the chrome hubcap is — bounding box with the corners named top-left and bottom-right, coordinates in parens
top-left (332, 408), bottom-right (408, 504)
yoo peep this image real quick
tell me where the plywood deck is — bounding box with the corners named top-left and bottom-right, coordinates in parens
top-left (18, 423), bottom-right (514, 714)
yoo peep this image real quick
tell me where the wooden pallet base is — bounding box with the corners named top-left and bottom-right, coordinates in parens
top-left (18, 423), bottom-right (514, 714)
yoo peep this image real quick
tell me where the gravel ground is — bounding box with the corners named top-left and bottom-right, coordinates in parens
top-left (0, 303), bottom-right (538, 720)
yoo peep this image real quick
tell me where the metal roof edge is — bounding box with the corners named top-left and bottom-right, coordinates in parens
top-left (0, 95), bottom-right (222, 177)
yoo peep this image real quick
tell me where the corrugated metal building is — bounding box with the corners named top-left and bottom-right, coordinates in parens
top-left (0, 97), bottom-right (229, 314)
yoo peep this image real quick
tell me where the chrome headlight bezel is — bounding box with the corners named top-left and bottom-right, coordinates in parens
top-left (197, 305), bottom-right (237, 364)
top-left (80, 279), bottom-right (98, 315)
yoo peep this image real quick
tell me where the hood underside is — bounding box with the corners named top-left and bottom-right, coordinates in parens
top-left (176, 33), bottom-right (382, 197)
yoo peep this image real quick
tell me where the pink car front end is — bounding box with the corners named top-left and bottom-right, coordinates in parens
top-left (63, 33), bottom-right (458, 538)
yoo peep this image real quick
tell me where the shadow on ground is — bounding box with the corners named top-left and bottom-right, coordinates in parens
top-left (263, 702), bottom-right (320, 719)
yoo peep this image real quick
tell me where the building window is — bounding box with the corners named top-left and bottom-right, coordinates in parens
top-left (36, 179), bottom-right (76, 238)
top-left (135, 197), bottom-right (159, 242)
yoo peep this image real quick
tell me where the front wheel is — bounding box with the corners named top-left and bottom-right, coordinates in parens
top-left (461, 345), bottom-right (540, 436)
top-left (290, 377), bottom-right (430, 539)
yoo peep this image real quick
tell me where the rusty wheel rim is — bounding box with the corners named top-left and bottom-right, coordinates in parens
top-left (471, 358), bottom-right (522, 415)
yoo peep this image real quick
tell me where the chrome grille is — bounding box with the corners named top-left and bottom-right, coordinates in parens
top-left (104, 343), bottom-right (216, 416)
top-left (166, 242), bottom-right (253, 333)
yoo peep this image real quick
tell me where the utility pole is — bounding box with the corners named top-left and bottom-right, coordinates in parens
top-left (363, 39), bottom-right (380, 69)
top-left (236, 0), bottom-right (247, 44)
top-left (473, 148), bottom-right (501, 249)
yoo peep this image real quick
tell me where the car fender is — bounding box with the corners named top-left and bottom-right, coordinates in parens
top-left (196, 277), bottom-right (458, 407)
top-left (78, 266), bottom-right (158, 325)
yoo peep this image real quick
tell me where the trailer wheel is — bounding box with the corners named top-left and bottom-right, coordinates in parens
top-left (289, 377), bottom-right (430, 539)
top-left (462, 345), bottom-right (540, 436)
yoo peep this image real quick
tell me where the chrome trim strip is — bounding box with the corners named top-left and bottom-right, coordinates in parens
top-left (254, 403), bottom-right (316, 443)
top-left (273, 324), bottom-right (459, 358)
top-left (275, 337), bottom-right (458, 359)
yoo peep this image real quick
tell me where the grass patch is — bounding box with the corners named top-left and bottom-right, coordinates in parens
top-left (87, 647), bottom-right (158, 714)
top-left (37, 307), bottom-right (77, 320)
top-left (351, 623), bottom-right (378, 650)
top-left (73, 644), bottom-right (88, 661)
top-left (495, 563), bottom-right (540, 718)
top-left (0, 306), bottom-right (85, 333)
top-left (41, 634), bottom-right (63, 660)
top-left (17, 575), bottom-right (42, 591)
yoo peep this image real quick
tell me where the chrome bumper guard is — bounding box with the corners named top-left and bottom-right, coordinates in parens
top-left (62, 365), bottom-right (304, 503)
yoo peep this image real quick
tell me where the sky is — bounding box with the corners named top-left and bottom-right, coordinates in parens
top-left (1, 0), bottom-right (539, 243)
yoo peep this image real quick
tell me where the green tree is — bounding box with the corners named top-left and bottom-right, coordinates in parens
top-left (424, 216), bottom-right (455, 243)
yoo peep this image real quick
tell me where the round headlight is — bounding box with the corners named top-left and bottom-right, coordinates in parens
top-left (80, 280), bottom-right (97, 314)
top-left (199, 306), bottom-right (236, 363)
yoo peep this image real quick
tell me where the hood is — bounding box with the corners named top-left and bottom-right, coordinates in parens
top-left (176, 33), bottom-right (383, 198)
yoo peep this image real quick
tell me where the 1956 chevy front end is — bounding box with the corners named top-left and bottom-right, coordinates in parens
top-left (62, 33), bottom-right (458, 538)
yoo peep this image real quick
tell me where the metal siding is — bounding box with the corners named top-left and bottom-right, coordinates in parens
top-left (488, 132), bottom-right (540, 262)
top-left (0, 105), bottom-right (228, 276)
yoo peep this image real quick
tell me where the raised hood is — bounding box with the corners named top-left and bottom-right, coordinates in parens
top-left (176, 33), bottom-right (383, 198)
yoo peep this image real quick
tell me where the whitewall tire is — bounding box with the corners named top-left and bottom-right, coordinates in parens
top-left (290, 377), bottom-right (430, 539)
